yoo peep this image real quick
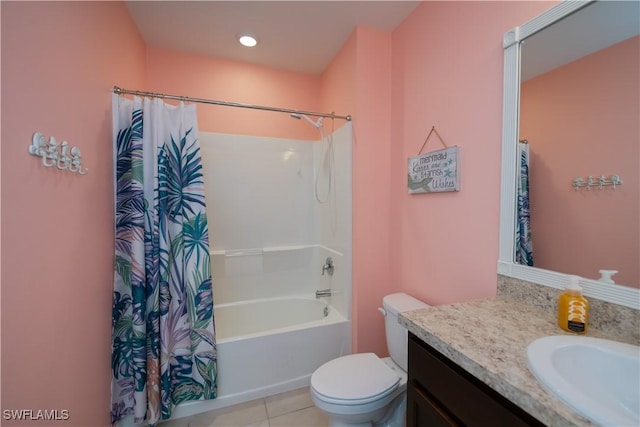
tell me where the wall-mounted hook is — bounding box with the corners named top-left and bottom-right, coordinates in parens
top-left (572, 174), bottom-right (623, 191)
top-left (42, 136), bottom-right (58, 168)
top-left (28, 132), bottom-right (88, 175)
top-left (56, 141), bottom-right (70, 170)
top-left (28, 132), bottom-right (47, 155)
top-left (611, 174), bottom-right (622, 189)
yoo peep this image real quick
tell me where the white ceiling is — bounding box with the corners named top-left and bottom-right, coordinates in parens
top-left (126, 1), bottom-right (421, 75)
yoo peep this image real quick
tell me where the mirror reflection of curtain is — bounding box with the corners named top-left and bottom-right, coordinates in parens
top-left (516, 141), bottom-right (534, 266)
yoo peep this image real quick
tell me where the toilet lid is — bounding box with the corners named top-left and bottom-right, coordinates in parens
top-left (311, 353), bottom-right (400, 404)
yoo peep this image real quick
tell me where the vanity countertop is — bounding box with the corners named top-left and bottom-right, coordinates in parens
top-left (399, 297), bottom-right (638, 427)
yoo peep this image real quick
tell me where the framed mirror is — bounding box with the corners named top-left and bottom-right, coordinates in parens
top-left (499, 0), bottom-right (639, 309)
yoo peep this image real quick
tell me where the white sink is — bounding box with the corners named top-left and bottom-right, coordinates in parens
top-left (527, 335), bottom-right (640, 426)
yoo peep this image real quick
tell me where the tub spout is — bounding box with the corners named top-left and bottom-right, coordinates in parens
top-left (315, 289), bottom-right (332, 298)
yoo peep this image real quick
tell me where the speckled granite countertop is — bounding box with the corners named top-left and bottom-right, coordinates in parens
top-left (399, 295), bottom-right (639, 427)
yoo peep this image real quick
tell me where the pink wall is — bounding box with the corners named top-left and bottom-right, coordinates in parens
top-left (351, 27), bottom-right (393, 356)
top-left (145, 47), bottom-right (322, 140)
top-left (1, 2), bottom-right (146, 426)
top-left (520, 36), bottom-right (639, 287)
top-left (390, 1), bottom-right (555, 306)
top-left (323, 27), bottom-right (394, 356)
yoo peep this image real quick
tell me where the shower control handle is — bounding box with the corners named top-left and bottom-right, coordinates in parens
top-left (322, 257), bottom-right (334, 276)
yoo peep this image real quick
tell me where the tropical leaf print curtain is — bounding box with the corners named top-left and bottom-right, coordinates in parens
top-left (516, 141), bottom-right (534, 266)
top-left (111, 95), bottom-right (216, 426)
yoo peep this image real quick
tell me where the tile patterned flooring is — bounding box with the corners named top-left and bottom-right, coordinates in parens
top-left (159, 388), bottom-right (329, 427)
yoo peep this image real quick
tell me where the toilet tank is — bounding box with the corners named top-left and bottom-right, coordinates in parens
top-left (382, 293), bottom-right (429, 372)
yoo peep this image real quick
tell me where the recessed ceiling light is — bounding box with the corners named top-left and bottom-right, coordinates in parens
top-left (238, 33), bottom-right (258, 47)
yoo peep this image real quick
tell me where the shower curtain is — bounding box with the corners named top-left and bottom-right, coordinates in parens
top-left (110, 95), bottom-right (216, 426)
top-left (516, 141), bottom-right (534, 266)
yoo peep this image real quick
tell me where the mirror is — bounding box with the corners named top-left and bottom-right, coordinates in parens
top-left (519, 1), bottom-right (639, 286)
top-left (499, 0), bottom-right (640, 309)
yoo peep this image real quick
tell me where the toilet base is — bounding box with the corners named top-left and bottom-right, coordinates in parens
top-left (373, 394), bottom-right (406, 427)
top-left (321, 393), bottom-right (406, 427)
top-left (330, 422), bottom-right (372, 427)
top-left (320, 403), bottom-right (386, 427)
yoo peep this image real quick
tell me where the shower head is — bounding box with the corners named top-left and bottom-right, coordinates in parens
top-left (290, 113), bottom-right (323, 128)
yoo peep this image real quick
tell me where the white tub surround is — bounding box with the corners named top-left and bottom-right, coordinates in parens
top-left (168, 126), bottom-right (353, 421)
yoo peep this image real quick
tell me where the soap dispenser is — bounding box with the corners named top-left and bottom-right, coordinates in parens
top-left (557, 275), bottom-right (589, 334)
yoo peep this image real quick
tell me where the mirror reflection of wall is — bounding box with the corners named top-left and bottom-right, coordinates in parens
top-left (519, 31), bottom-right (639, 287)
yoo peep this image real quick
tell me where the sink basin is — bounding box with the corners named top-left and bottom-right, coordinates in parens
top-left (527, 335), bottom-right (640, 426)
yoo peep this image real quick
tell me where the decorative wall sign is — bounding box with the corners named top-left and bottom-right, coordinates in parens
top-left (408, 146), bottom-right (460, 193)
top-left (408, 126), bottom-right (459, 193)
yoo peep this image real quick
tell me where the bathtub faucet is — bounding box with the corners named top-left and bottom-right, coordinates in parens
top-left (315, 289), bottom-right (332, 298)
top-left (322, 257), bottom-right (334, 276)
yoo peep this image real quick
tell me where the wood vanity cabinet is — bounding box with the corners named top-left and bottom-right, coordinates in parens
top-left (406, 332), bottom-right (544, 427)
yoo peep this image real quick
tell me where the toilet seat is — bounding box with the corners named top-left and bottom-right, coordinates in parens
top-left (311, 353), bottom-right (400, 405)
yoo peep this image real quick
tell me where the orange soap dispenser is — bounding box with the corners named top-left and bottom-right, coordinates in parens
top-left (557, 275), bottom-right (589, 334)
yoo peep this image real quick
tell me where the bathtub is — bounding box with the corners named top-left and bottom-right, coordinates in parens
top-left (169, 295), bottom-right (351, 420)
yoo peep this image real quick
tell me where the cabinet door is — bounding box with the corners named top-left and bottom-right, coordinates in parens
top-left (408, 333), bottom-right (544, 427)
top-left (406, 383), bottom-right (460, 427)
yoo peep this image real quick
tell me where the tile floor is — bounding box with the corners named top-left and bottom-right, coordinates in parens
top-left (159, 387), bottom-right (329, 427)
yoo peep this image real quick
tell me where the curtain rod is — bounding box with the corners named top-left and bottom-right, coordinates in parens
top-left (113, 86), bottom-right (351, 121)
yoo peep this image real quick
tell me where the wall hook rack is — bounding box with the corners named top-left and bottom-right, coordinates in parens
top-left (28, 132), bottom-right (88, 175)
top-left (572, 174), bottom-right (622, 191)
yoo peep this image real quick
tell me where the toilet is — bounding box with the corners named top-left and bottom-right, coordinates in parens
top-left (310, 293), bottom-right (429, 427)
